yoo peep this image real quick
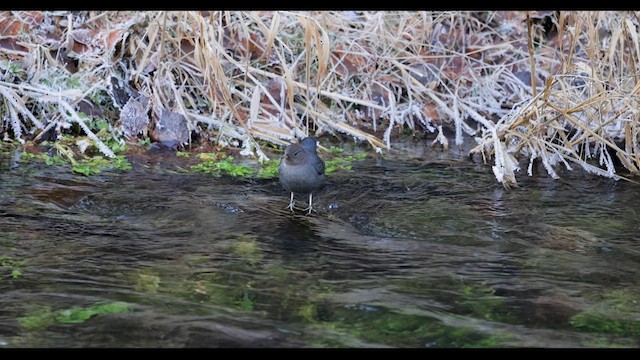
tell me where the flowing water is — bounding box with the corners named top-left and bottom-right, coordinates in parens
top-left (1, 141), bottom-right (640, 348)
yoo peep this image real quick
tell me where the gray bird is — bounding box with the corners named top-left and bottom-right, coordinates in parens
top-left (278, 136), bottom-right (326, 214)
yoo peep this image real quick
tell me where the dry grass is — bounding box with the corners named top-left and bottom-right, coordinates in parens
top-left (1, 11), bottom-right (640, 185)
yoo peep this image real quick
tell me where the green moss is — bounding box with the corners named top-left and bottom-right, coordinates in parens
top-left (17, 307), bottom-right (56, 331)
top-left (230, 235), bottom-right (263, 263)
top-left (72, 155), bottom-right (132, 175)
top-left (570, 312), bottom-right (640, 337)
top-left (393, 277), bottom-right (516, 325)
top-left (581, 336), bottom-right (637, 348)
top-left (569, 289), bottom-right (640, 338)
top-left (264, 263), bottom-right (288, 278)
top-left (18, 301), bottom-right (130, 331)
top-left (319, 308), bottom-right (510, 347)
top-left (56, 307), bottom-right (98, 323)
top-left (257, 158), bottom-right (280, 179)
top-left (297, 303), bottom-right (318, 323)
top-left (1, 60), bottom-right (26, 78)
top-left (21, 151), bottom-right (66, 166)
top-left (133, 271), bottom-right (161, 293)
top-left (1, 256), bottom-right (25, 279)
top-left (112, 155), bottom-right (133, 171)
top-left (456, 282), bottom-right (507, 321)
top-left (55, 301), bottom-right (130, 324)
top-left (11, 269), bottom-right (22, 279)
top-left (191, 153), bottom-right (254, 177)
top-left (235, 292), bottom-right (255, 311)
top-left (21, 147), bottom-right (131, 176)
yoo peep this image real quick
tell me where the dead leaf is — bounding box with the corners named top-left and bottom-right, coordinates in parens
top-left (408, 62), bottom-right (439, 87)
top-left (223, 28), bottom-right (264, 60)
top-left (71, 28), bottom-right (95, 45)
top-left (151, 108), bottom-right (190, 145)
top-left (120, 96), bottom-right (150, 138)
top-left (104, 28), bottom-right (127, 51)
top-left (368, 83), bottom-right (392, 119)
top-left (331, 44), bottom-right (373, 79)
top-left (0, 38), bottom-right (27, 54)
top-left (261, 78), bottom-right (286, 117)
top-left (441, 57), bottom-right (474, 83)
top-left (0, 18), bottom-right (26, 36)
top-left (423, 102), bottom-right (440, 122)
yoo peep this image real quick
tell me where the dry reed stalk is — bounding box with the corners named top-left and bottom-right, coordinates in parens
top-left (3, 11), bottom-right (640, 185)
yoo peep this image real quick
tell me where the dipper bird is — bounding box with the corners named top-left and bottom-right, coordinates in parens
top-left (278, 136), bottom-right (325, 214)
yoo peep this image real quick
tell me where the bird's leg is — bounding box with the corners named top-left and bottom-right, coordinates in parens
top-left (287, 192), bottom-right (296, 211)
top-left (305, 193), bottom-right (315, 215)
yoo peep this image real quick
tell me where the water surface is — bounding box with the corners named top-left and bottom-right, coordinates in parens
top-left (1, 141), bottom-right (639, 348)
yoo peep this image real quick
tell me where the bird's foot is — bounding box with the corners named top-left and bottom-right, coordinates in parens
top-left (304, 193), bottom-right (316, 215)
top-left (304, 204), bottom-right (316, 215)
top-left (286, 193), bottom-right (296, 212)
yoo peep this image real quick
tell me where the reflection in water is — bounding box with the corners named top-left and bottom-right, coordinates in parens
top-left (1, 145), bottom-right (640, 348)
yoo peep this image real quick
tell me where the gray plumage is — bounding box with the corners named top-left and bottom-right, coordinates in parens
top-left (278, 136), bottom-right (325, 214)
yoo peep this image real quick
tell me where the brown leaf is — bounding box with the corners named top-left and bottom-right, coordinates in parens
top-left (0, 19), bottom-right (26, 36)
top-left (180, 38), bottom-right (195, 55)
top-left (71, 28), bottom-right (95, 45)
top-left (441, 57), bottom-right (474, 82)
top-left (71, 40), bottom-right (90, 54)
top-left (423, 102), bottom-right (440, 122)
top-left (77, 97), bottom-right (105, 118)
top-left (331, 44), bottom-right (373, 79)
top-left (0, 38), bottom-right (27, 54)
top-left (264, 78), bottom-right (285, 104)
top-left (0, 11), bottom-right (43, 37)
top-left (367, 83), bottom-right (393, 120)
top-left (223, 29), bottom-right (264, 60)
top-left (260, 78), bottom-right (287, 117)
top-left (104, 28), bottom-right (127, 50)
top-left (179, 38), bottom-right (196, 66)
top-left (247, 32), bottom-right (264, 59)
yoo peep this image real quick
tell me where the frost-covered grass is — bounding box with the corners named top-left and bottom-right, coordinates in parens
top-left (1, 11), bottom-right (639, 185)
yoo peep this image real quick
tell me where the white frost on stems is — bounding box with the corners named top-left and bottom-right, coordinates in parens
top-left (599, 145), bottom-right (616, 177)
top-left (240, 135), bottom-right (269, 162)
top-left (552, 148), bottom-right (574, 171)
top-left (459, 101), bottom-right (496, 130)
top-left (57, 100), bottom-right (116, 158)
top-left (490, 127), bottom-right (519, 185)
top-left (425, 89), bottom-right (457, 121)
top-left (434, 125), bottom-right (449, 148)
top-left (527, 146), bottom-right (537, 177)
top-left (578, 159), bottom-right (619, 179)
top-left (414, 103), bottom-right (435, 133)
top-left (383, 116), bottom-right (395, 150)
top-left (453, 94), bottom-right (463, 145)
top-left (539, 146), bottom-right (560, 179)
top-left (0, 86), bottom-right (44, 129)
top-left (248, 85), bottom-right (261, 128)
top-left (381, 84), bottom-right (397, 150)
top-left (9, 106), bottom-right (25, 144)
